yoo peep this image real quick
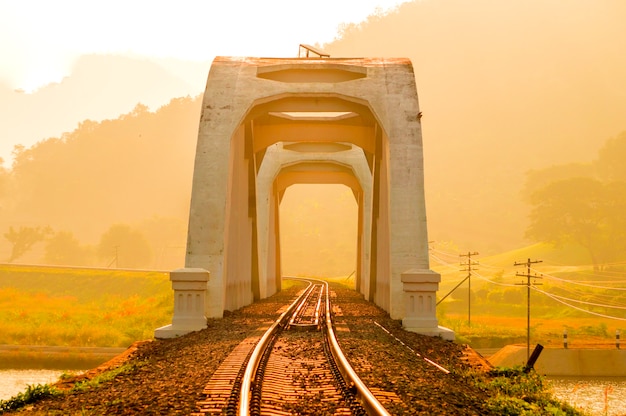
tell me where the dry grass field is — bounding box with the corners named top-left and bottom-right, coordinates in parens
top-left (0, 265), bottom-right (172, 348)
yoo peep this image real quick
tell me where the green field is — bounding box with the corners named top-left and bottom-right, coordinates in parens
top-left (0, 265), bottom-right (172, 348)
top-left (1, 253), bottom-right (624, 351)
top-left (434, 243), bottom-right (626, 348)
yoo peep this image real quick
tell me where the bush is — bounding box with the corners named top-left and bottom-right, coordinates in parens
top-left (476, 367), bottom-right (582, 416)
top-left (0, 383), bottom-right (61, 413)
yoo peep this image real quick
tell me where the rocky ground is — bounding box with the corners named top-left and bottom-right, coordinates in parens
top-left (4, 282), bottom-right (574, 415)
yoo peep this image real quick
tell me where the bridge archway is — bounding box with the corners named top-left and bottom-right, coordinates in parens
top-left (185, 57), bottom-right (448, 337)
top-left (259, 156), bottom-right (371, 302)
top-left (279, 184), bottom-right (358, 280)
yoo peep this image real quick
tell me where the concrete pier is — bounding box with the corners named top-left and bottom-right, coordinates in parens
top-left (154, 268), bottom-right (209, 339)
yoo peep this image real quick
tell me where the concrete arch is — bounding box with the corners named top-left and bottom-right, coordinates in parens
top-left (242, 93), bottom-right (380, 159)
top-left (185, 57), bottom-right (451, 339)
top-left (255, 143), bottom-right (373, 304)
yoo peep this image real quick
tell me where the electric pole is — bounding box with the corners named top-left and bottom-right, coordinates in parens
top-left (460, 252), bottom-right (479, 327)
top-left (514, 258), bottom-right (542, 360)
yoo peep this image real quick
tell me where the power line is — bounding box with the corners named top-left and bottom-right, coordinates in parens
top-left (432, 248), bottom-right (626, 320)
top-left (532, 268), bottom-right (626, 291)
top-left (429, 247), bottom-right (462, 260)
top-left (471, 270), bottom-right (519, 288)
top-left (537, 290), bottom-right (626, 310)
top-left (531, 286), bottom-right (626, 321)
top-left (429, 253), bottom-right (464, 271)
top-left (541, 283), bottom-right (626, 309)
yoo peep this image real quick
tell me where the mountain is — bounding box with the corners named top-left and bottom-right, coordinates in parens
top-left (323, 0), bottom-right (626, 253)
top-left (0, 96), bottom-right (202, 268)
top-left (2, 0), bottom-right (626, 269)
top-left (0, 54), bottom-right (210, 166)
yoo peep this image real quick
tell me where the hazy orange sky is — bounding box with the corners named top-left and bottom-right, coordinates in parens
top-left (0, 0), bottom-right (407, 91)
top-left (0, 0), bottom-right (408, 164)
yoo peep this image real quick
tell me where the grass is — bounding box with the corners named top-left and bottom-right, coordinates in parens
top-left (0, 361), bottom-right (145, 413)
top-left (0, 265), bottom-right (172, 348)
top-left (2, 259), bottom-right (622, 351)
top-left (0, 270), bottom-right (588, 414)
top-left (440, 313), bottom-right (623, 348)
top-left (434, 242), bottom-right (626, 349)
top-left (69, 361), bottom-right (145, 392)
top-left (470, 366), bottom-right (582, 415)
top-left (0, 383), bottom-right (61, 413)
top-left (479, 242), bottom-right (593, 269)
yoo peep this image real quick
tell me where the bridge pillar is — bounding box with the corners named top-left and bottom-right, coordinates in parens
top-left (401, 270), bottom-right (454, 340)
top-left (154, 268), bottom-right (209, 339)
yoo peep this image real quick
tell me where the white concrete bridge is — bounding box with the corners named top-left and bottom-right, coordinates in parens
top-left (156, 55), bottom-right (453, 340)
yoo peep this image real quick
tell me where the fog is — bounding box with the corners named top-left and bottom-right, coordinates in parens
top-left (324, 0), bottom-right (626, 253)
top-left (1, 0), bottom-right (625, 274)
top-left (280, 185), bottom-right (357, 277)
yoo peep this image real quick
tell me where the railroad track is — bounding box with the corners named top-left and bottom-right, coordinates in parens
top-left (196, 278), bottom-right (391, 416)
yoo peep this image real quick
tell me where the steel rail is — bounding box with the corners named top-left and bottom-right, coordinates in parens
top-left (288, 283), bottom-right (318, 327)
top-left (237, 279), bottom-right (313, 416)
top-left (289, 283), bottom-right (324, 329)
top-left (323, 280), bottom-right (392, 416)
top-left (238, 277), bottom-right (391, 416)
top-left (312, 283), bottom-right (323, 327)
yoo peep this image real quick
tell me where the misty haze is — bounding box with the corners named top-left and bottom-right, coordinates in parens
top-left (1, 1), bottom-right (625, 414)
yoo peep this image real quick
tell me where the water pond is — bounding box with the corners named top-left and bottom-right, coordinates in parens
top-left (0, 369), bottom-right (66, 401)
top-left (549, 377), bottom-right (626, 416)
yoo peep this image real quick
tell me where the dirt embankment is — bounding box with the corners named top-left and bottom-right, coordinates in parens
top-left (6, 284), bottom-right (549, 415)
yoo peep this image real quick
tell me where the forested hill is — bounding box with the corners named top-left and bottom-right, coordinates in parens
top-left (0, 54), bottom-right (209, 166)
top-left (0, 96), bottom-right (202, 269)
top-left (323, 0), bottom-right (626, 252)
top-left (2, 0), bottom-right (625, 272)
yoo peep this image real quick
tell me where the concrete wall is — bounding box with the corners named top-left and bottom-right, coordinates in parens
top-left (223, 125), bottom-right (254, 310)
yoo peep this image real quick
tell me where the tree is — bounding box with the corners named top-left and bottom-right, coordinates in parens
top-left (596, 131), bottom-right (626, 182)
top-left (521, 163), bottom-right (594, 202)
top-left (0, 157), bottom-right (10, 197)
top-left (4, 225), bottom-right (53, 262)
top-left (7, 96), bottom-right (199, 244)
top-left (44, 230), bottom-right (93, 266)
top-left (137, 216), bottom-right (187, 269)
top-left (525, 177), bottom-right (626, 270)
top-left (97, 224), bottom-right (152, 269)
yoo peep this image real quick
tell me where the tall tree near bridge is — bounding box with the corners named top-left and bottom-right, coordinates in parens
top-left (524, 131), bottom-right (626, 271)
top-left (525, 177), bottom-right (626, 271)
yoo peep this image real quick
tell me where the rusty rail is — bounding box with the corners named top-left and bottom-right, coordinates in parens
top-left (237, 280), bottom-right (312, 416)
top-left (322, 281), bottom-right (391, 416)
top-left (238, 277), bottom-right (391, 416)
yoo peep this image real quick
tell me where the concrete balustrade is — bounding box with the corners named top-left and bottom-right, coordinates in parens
top-left (154, 268), bottom-right (209, 339)
top-left (401, 270), bottom-right (454, 340)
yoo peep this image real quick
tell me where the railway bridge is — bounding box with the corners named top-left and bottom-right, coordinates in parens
top-left (156, 51), bottom-right (453, 341)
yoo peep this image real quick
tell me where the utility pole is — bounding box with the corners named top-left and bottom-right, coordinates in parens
top-left (437, 251), bottom-right (479, 328)
top-left (514, 258), bottom-right (542, 361)
top-left (107, 245), bottom-right (120, 269)
top-left (460, 252), bottom-right (479, 327)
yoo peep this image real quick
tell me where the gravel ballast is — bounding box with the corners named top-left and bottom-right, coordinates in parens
top-left (5, 282), bottom-right (558, 415)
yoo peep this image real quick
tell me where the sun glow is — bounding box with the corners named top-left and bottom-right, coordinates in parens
top-left (0, 0), bottom-right (409, 91)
